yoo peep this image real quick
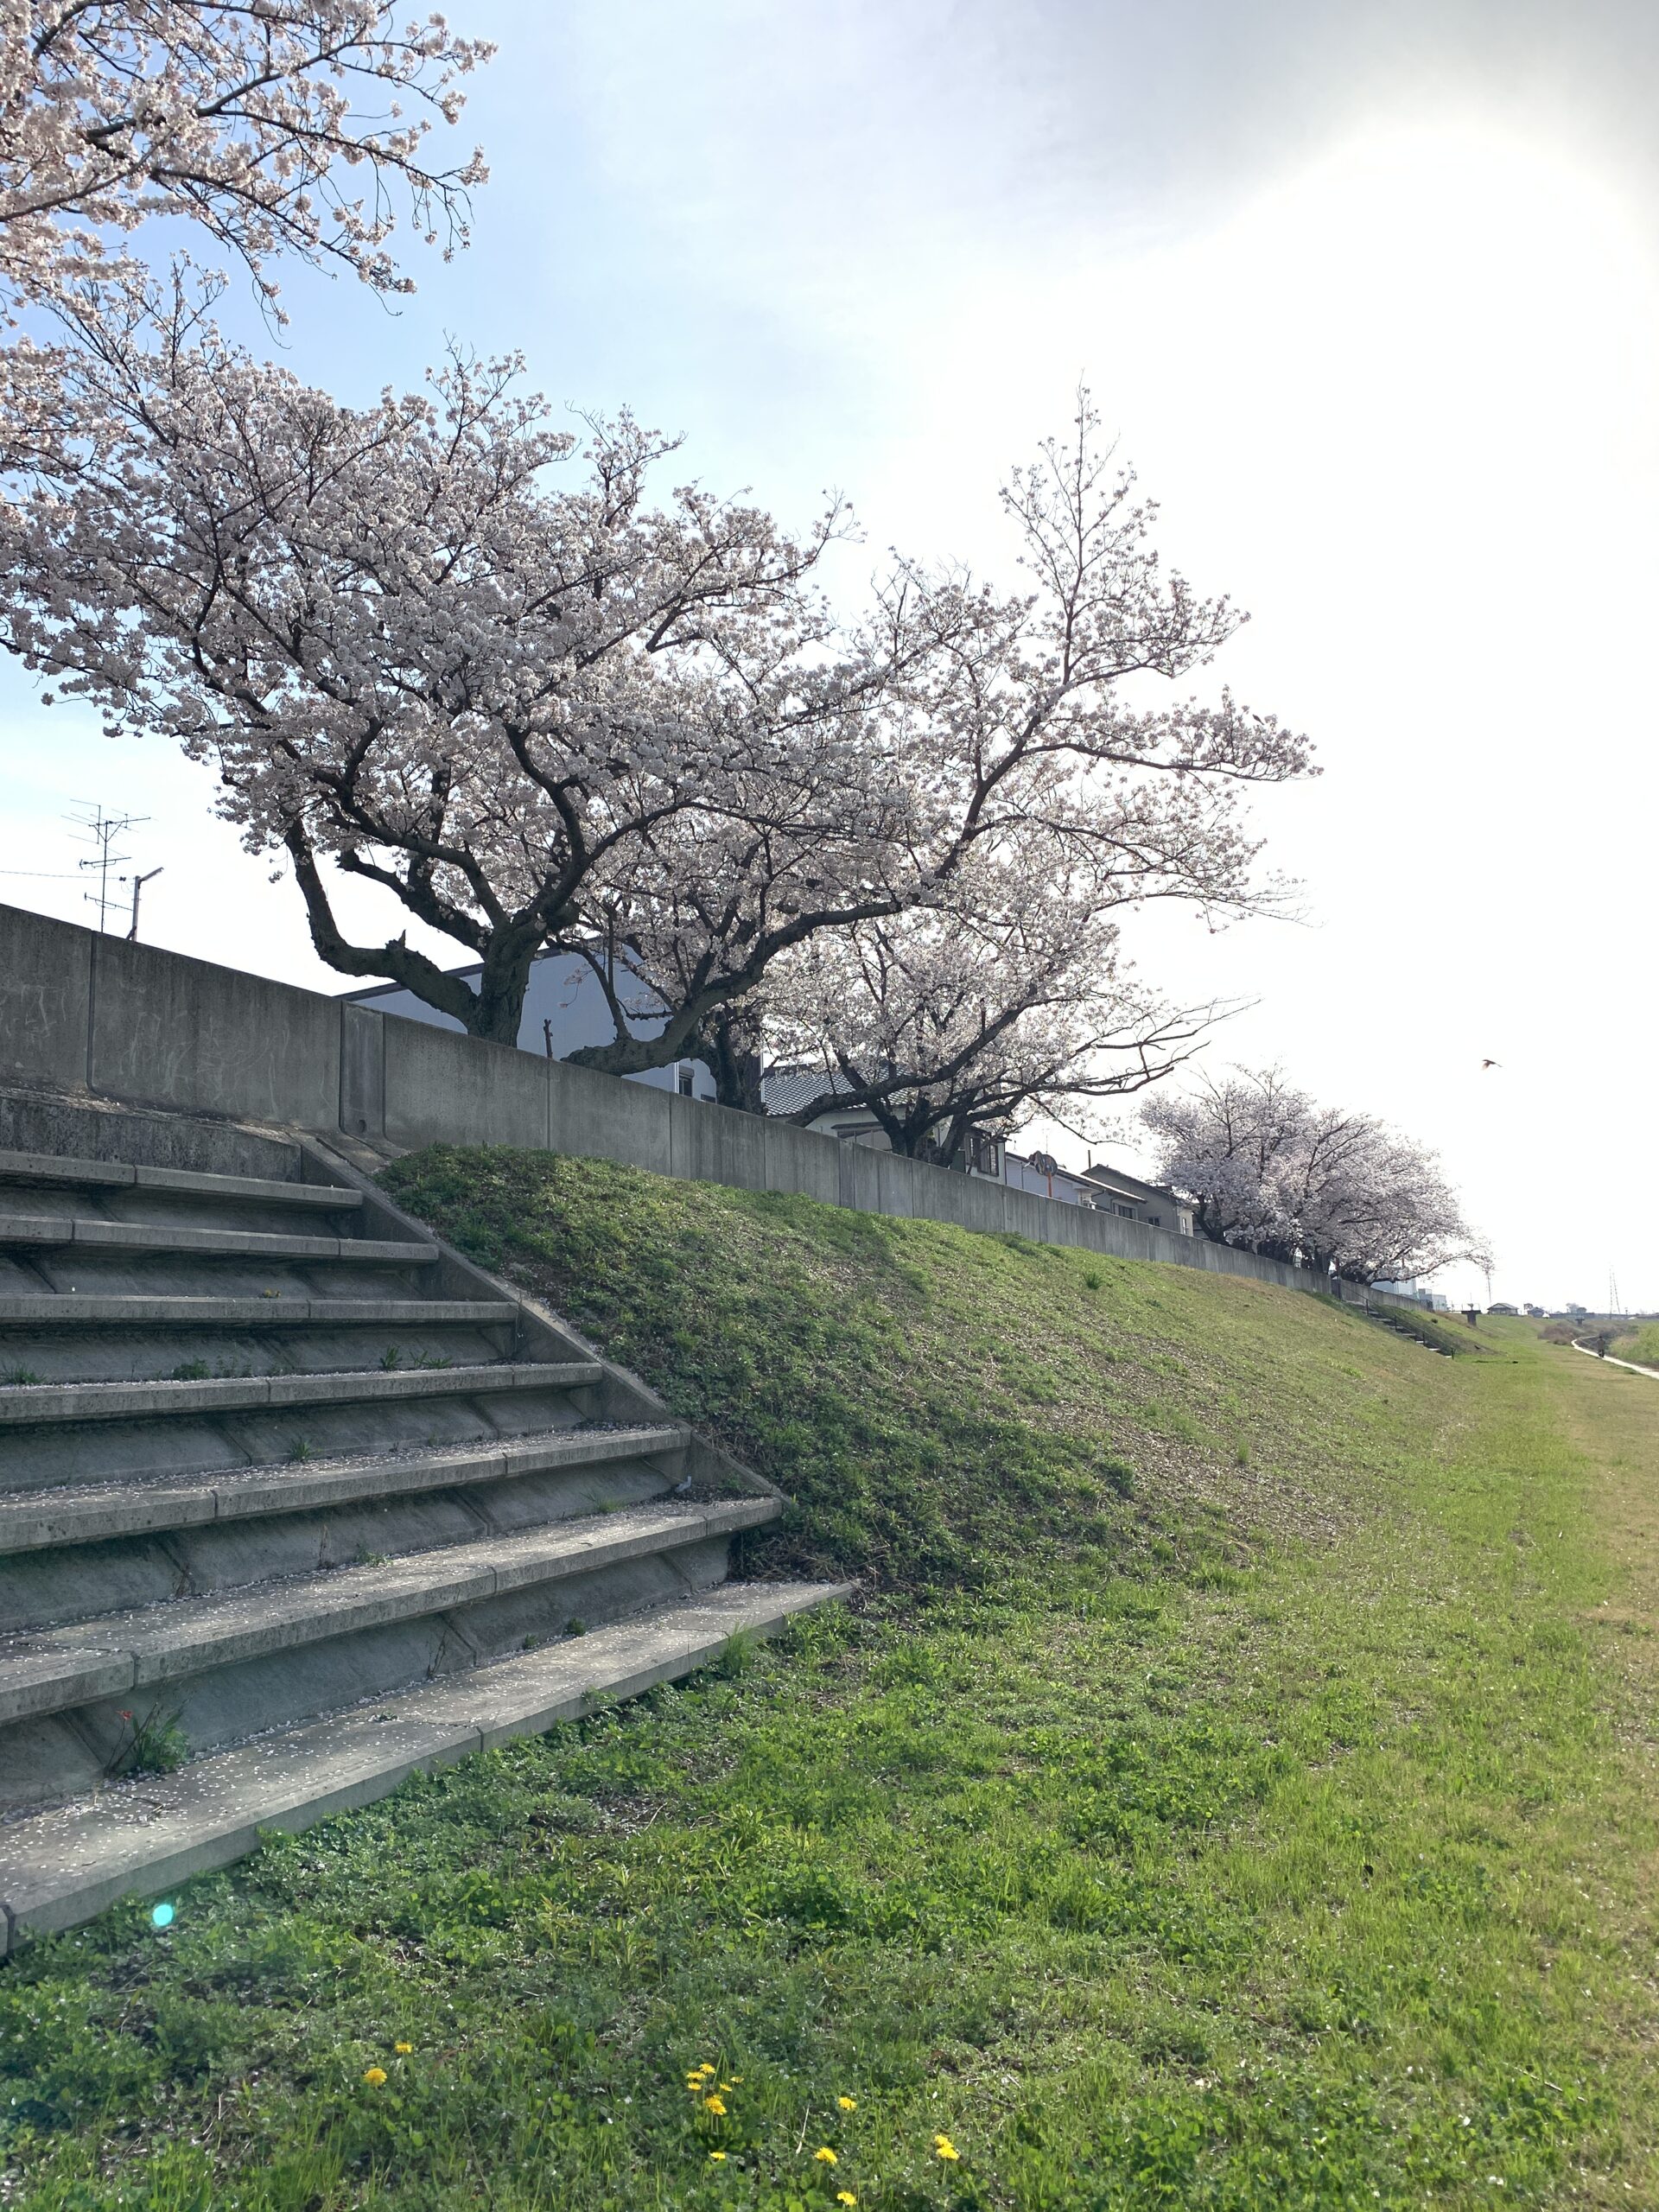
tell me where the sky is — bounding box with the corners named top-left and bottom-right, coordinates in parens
top-left (2, 0), bottom-right (1656, 1312)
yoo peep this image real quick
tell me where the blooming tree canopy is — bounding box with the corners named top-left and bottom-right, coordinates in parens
top-left (1142, 1066), bottom-right (1489, 1282)
top-left (758, 842), bottom-right (1213, 1159)
top-left (1, 277), bottom-right (1313, 1089)
top-left (0, 296), bottom-right (858, 1040)
top-left (562, 403), bottom-right (1313, 1107)
top-left (0, 1), bottom-right (491, 316)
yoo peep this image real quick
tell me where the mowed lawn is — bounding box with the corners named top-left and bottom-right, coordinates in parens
top-left (3, 1151), bottom-right (1656, 2210)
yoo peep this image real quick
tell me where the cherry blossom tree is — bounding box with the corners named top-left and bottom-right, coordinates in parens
top-left (0, 2), bottom-right (491, 317)
top-left (0, 338), bottom-right (1315, 1064)
top-left (0, 296), bottom-right (868, 1040)
top-left (756, 844), bottom-right (1212, 1158)
top-left (549, 398), bottom-right (1314, 1086)
top-left (1143, 1067), bottom-right (1489, 1282)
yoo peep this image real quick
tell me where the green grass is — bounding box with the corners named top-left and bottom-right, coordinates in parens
top-left (2, 1147), bottom-right (1654, 2209)
top-left (1610, 1321), bottom-right (1659, 1369)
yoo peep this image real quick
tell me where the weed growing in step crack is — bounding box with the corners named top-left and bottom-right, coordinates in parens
top-left (104, 1704), bottom-right (189, 1780)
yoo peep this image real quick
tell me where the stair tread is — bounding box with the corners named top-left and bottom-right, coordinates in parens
top-left (0, 1213), bottom-right (435, 1263)
top-left (0, 1421), bottom-right (693, 1550)
top-left (0, 1495), bottom-right (779, 1721)
top-left (0, 1358), bottom-right (600, 1426)
top-left (0, 1296), bottom-right (515, 1327)
top-left (0, 1150), bottom-right (362, 1210)
top-left (0, 1580), bottom-right (852, 1950)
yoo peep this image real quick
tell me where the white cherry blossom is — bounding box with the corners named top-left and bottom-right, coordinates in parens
top-left (1143, 1067), bottom-right (1489, 1282)
top-left (0, 2), bottom-right (491, 315)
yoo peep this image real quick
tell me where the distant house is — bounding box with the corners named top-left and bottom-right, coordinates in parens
top-left (747, 1071), bottom-right (1002, 1178)
top-left (1075, 1161), bottom-right (1196, 1237)
top-left (762, 1071), bottom-right (1053, 1190)
top-left (1489, 1302), bottom-right (1519, 1316)
top-left (760, 1081), bottom-right (1192, 1229)
top-left (1375, 1279), bottom-right (1451, 1310)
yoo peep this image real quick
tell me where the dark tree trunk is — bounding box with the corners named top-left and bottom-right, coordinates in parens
top-left (467, 926), bottom-right (546, 1046)
top-left (697, 1010), bottom-right (767, 1114)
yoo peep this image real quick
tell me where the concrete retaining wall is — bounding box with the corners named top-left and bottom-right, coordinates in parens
top-left (0, 900), bottom-right (1334, 1301)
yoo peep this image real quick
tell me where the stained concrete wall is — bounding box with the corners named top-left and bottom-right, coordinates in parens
top-left (0, 900), bottom-right (1332, 1302)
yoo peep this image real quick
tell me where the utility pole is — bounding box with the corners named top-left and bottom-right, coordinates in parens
top-left (69, 805), bottom-right (147, 933)
top-left (126, 867), bottom-right (163, 941)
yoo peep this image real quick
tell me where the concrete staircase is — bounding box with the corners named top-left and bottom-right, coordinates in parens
top-left (0, 1094), bottom-right (845, 1952)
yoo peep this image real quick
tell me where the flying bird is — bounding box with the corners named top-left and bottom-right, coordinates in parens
top-left (1480, 1058), bottom-right (1501, 1070)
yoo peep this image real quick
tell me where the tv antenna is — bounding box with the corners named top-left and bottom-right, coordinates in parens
top-left (69, 805), bottom-right (148, 934)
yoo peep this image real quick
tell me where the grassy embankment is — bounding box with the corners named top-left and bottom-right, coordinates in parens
top-left (3, 1147), bottom-right (1656, 2210)
top-left (1611, 1323), bottom-right (1659, 1370)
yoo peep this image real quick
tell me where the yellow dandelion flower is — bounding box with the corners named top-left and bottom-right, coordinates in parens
top-left (934, 2133), bottom-right (961, 2161)
top-left (687, 2077), bottom-right (706, 2091)
top-left (697, 2062), bottom-right (717, 2076)
top-left (704, 2095), bottom-right (728, 2116)
top-left (393, 2042), bottom-right (413, 2055)
top-left (837, 2195), bottom-right (858, 2207)
top-left (708, 2150), bottom-right (728, 2162)
top-left (814, 2146), bottom-right (838, 2165)
top-left (362, 2066), bottom-right (387, 2087)
top-left (718, 2082), bottom-right (734, 2093)
top-left (837, 2094), bottom-right (857, 2111)
top-left (729, 2075), bottom-right (743, 2083)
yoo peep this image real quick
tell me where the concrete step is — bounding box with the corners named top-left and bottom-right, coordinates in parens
top-left (0, 1296), bottom-right (520, 1387)
top-left (0, 1213), bottom-right (435, 1265)
top-left (0, 1295), bottom-right (514, 1329)
top-left (0, 1360), bottom-right (598, 1429)
top-left (0, 1357), bottom-right (610, 1497)
top-left (0, 1580), bottom-right (853, 1951)
top-left (0, 1423), bottom-right (696, 1637)
top-left (0, 1497), bottom-right (779, 1728)
top-left (0, 1149), bottom-right (363, 1212)
top-left (0, 1422), bottom-right (692, 1552)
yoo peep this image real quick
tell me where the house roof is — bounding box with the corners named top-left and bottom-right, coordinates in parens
top-left (760, 1069), bottom-right (859, 1116)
